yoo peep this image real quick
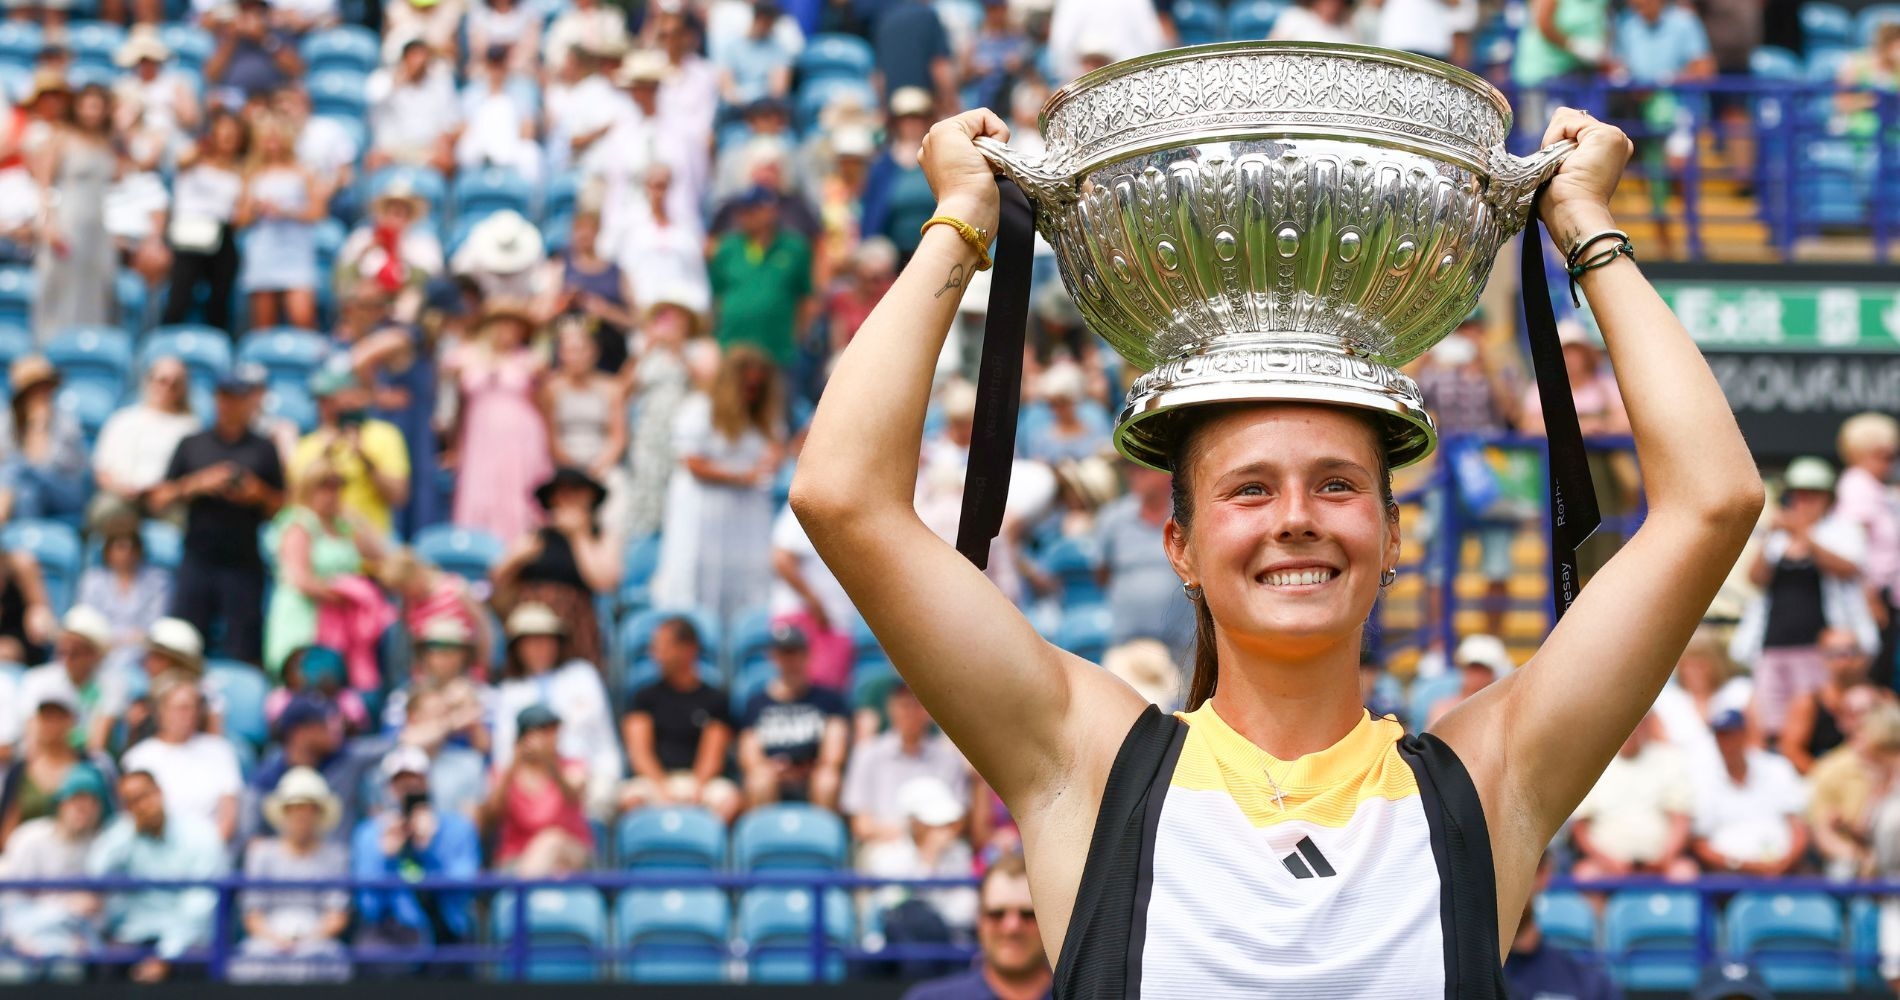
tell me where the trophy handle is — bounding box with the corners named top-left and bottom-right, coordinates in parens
top-left (1486, 139), bottom-right (1577, 234)
top-left (974, 136), bottom-right (1078, 206)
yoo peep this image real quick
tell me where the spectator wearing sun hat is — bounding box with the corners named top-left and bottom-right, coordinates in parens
top-left (230, 767), bottom-right (351, 983)
top-left (0, 354), bottom-right (89, 523)
top-left (493, 466), bottom-right (618, 669)
top-left (450, 209), bottom-right (548, 301)
top-left (1427, 634), bottom-right (1517, 728)
top-left (739, 622), bottom-right (850, 809)
top-left (114, 27), bottom-right (200, 163)
top-left (491, 603), bottom-right (623, 819)
top-left (20, 606), bottom-right (117, 752)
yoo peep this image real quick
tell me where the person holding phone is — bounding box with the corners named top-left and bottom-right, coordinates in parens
top-left (292, 368), bottom-right (412, 537)
top-left (350, 744), bottom-right (482, 974)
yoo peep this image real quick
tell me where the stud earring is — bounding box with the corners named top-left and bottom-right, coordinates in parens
top-left (1183, 583), bottom-right (1203, 601)
top-left (1379, 567), bottom-right (1397, 587)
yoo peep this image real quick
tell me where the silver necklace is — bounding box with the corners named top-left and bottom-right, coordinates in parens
top-left (1264, 762), bottom-right (1289, 811)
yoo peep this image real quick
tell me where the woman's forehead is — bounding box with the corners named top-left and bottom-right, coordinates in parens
top-left (1190, 404), bottom-right (1383, 472)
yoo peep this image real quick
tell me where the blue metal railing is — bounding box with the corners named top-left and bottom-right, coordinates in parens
top-left (1508, 79), bottom-right (1900, 261)
top-left (6, 871), bottom-right (1900, 984)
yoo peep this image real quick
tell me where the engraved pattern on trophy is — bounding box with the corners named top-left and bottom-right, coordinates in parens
top-left (972, 41), bottom-right (1573, 471)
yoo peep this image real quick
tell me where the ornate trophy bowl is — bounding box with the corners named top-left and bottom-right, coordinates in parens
top-left (976, 41), bottom-right (1571, 470)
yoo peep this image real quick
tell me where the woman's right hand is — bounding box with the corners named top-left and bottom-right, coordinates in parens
top-left (921, 109), bottom-right (1011, 237)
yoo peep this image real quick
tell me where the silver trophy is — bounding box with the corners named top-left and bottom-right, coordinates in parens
top-left (976, 41), bottom-right (1572, 470)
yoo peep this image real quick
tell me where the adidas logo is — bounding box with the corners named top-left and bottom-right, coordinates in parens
top-left (1281, 836), bottom-right (1336, 879)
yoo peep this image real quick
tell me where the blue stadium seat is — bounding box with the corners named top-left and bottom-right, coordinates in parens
top-left (67, 64), bottom-right (118, 90)
top-left (1054, 603), bottom-right (1113, 663)
top-left (116, 270), bottom-right (147, 338)
top-left (143, 326), bottom-right (234, 395)
top-left (619, 606), bottom-right (723, 672)
top-left (1806, 44), bottom-right (1853, 81)
top-left (615, 806), bottom-right (727, 870)
top-left (261, 384), bottom-right (318, 434)
top-left (731, 659), bottom-right (775, 716)
top-left (139, 519), bottom-right (182, 571)
top-left (365, 166), bottom-right (448, 217)
top-left (0, 323), bottom-right (35, 370)
top-left (1725, 891), bottom-right (1848, 991)
top-left (0, 64), bottom-right (28, 104)
top-left (68, 21), bottom-right (127, 72)
top-left (0, 22), bottom-right (41, 65)
top-left (851, 657), bottom-right (898, 710)
top-left (43, 326), bottom-right (133, 398)
top-left (491, 888), bottom-right (608, 982)
top-left (734, 804), bottom-right (847, 872)
top-left (617, 887), bottom-right (730, 983)
top-left (57, 380), bottom-right (118, 441)
top-left (413, 525), bottom-right (504, 583)
top-left (847, 614), bottom-right (883, 667)
top-left (1172, 0), bottom-right (1225, 44)
top-left (542, 212), bottom-right (574, 255)
top-left (1536, 890), bottom-right (1598, 952)
top-left (4, 519), bottom-right (79, 612)
top-left (1801, 2), bottom-right (1855, 48)
top-left (1605, 890), bottom-right (1702, 990)
top-left (794, 77), bottom-right (877, 132)
top-left (1226, 0), bottom-right (1286, 39)
top-left (452, 167), bottom-right (534, 226)
top-left (1749, 46), bottom-right (1804, 80)
top-left (205, 659), bottom-right (270, 749)
top-left (1040, 535), bottom-right (1102, 607)
top-left (1850, 895), bottom-right (1882, 989)
top-left (728, 607), bottom-right (776, 670)
top-left (541, 174), bottom-right (580, 224)
top-left (619, 532), bottom-right (662, 610)
top-left (0, 267), bottom-right (29, 326)
top-left (301, 25), bottom-right (380, 75)
top-left (1860, 4), bottom-right (1900, 44)
top-left (238, 327), bottom-right (331, 392)
top-left (1406, 671), bottom-right (1463, 730)
top-left (795, 32), bottom-right (874, 84)
top-left (308, 69), bottom-right (369, 120)
top-left (158, 23), bottom-right (214, 71)
top-left (738, 887), bottom-right (851, 983)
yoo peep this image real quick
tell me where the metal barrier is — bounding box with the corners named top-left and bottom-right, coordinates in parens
top-left (1508, 79), bottom-right (1900, 261)
top-left (6, 871), bottom-right (1899, 984)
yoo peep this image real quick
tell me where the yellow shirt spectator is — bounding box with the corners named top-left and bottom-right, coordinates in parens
top-left (292, 420), bottom-right (411, 535)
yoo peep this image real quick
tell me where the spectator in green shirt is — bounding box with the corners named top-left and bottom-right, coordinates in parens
top-left (709, 186), bottom-right (814, 370)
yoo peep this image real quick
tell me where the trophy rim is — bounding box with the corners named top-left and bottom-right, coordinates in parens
top-left (1038, 40), bottom-right (1515, 140)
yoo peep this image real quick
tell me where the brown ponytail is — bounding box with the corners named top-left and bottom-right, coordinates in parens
top-left (1165, 407), bottom-right (1400, 712)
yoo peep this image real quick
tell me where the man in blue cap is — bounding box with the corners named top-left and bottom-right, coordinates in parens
top-left (145, 363), bottom-right (284, 665)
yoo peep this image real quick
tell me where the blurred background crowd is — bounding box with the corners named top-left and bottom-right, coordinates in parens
top-left (0, 0), bottom-right (1889, 991)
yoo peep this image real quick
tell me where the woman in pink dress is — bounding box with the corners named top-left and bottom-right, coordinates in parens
top-left (445, 301), bottom-right (553, 543)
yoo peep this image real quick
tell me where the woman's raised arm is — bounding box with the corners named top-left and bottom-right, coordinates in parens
top-left (789, 109), bottom-right (1143, 807)
top-left (1434, 109), bottom-right (1766, 910)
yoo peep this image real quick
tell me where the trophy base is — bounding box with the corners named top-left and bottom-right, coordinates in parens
top-left (1114, 338), bottom-right (1437, 473)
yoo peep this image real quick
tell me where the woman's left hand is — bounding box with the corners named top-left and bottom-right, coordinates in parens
top-left (1536, 107), bottom-right (1633, 244)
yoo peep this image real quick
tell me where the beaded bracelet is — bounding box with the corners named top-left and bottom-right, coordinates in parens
top-left (1564, 238), bottom-right (1636, 306)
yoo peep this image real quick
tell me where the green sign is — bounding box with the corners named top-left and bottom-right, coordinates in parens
top-left (1653, 281), bottom-right (1900, 352)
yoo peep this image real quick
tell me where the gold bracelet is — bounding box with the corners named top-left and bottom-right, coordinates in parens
top-left (919, 215), bottom-right (993, 271)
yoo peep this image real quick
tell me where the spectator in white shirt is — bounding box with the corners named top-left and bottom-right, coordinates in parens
top-left (456, 44), bottom-right (543, 185)
top-left (276, 84), bottom-right (356, 198)
top-left (366, 38), bottom-right (463, 175)
top-left (1268, 0), bottom-right (1360, 43)
top-left (120, 670), bottom-right (245, 844)
top-left (1570, 713), bottom-right (1699, 882)
top-left (0, 764), bottom-right (109, 960)
top-left (1046, 0), bottom-right (1167, 82)
top-left (112, 29), bottom-right (201, 170)
top-left (841, 684), bottom-right (970, 847)
top-left (18, 607), bottom-right (119, 754)
top-left (542, 37), bottom-right (629, 178)
top-left (1374, 0), bottom-right (1479, 65)
top-left (544, 0), bottom-right (630, 75)
top-left (1691, 708), bottom-right (1809, 876)
top-left (468, 0), bottom-right (542, 78)
top-left (383, 0), bottom-right (468, 64)
top-left (88, 357), bottom-right (200, 529)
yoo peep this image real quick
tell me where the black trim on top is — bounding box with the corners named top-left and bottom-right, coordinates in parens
top-left (1397, 732), bottom-right (1506, 1000)
top-left (1051, 705), bottom-right (1185, 1000)
top-left (1124, 719), bottom-right (1187, 999)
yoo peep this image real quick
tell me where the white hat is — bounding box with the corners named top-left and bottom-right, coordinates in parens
top-left (61, 605), bottom-right (111, 649)
top-left (940, 379), bottom-right (978, 422)
top-left (1556, 319), bottom-right (1596, 349)
top-left (416, 617), bottom-right (474, 647)
top-left (831, 125), bottom-right (875, 159)
top-left (262, 767), bottom-right (343, 834)
top-left (1039, 363), bottom-right (1086, 402)
top-left (460, 210), bottom-right (545, 275)
top-left (1454, 634), bottom-right (1514, 678)
top-left (505, 602), bottom-right (566, 639)
top-left (614, 48), bottom-right (671, 86)
top-left (381, 743), bottom-right (433, 780)
top-left (1103, 639), bottom-right (1179, 708)
top-left (21, 669), bottom-right (80, 715)
top-left (146, 616), bottom-right (205, 673)
top-left (1784, 456), bottom-right (1837, 493)
top-left (114, 26), bottom-right (172, 68)
top-left (889, 86), bottom-right (934, 119)
top-left (897, 776), bottom-right (965, 827)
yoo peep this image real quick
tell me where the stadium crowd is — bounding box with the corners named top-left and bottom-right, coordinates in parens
top-left (0, 0), bottom-right (1888, 990)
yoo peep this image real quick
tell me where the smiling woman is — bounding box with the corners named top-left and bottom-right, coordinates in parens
top-left (792, 83), bottom-right (1763, 1000)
